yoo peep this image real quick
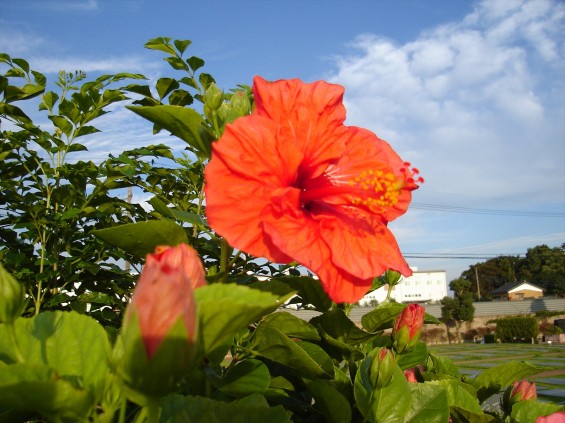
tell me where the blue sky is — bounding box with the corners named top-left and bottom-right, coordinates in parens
top-left (1, 0), bottom-right (564, 283)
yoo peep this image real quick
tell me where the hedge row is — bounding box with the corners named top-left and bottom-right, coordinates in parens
top-left (495, 316), bottom-right (539, 342)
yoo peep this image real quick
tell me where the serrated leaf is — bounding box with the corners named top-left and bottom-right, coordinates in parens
top-left (92, 220), bottom-right (188, 257)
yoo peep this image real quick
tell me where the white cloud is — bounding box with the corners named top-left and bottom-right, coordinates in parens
top-left (29, 55), bottom-right (161, 75)
top-left (329, 0), bottom-right (565, 204)
top-left (31, 0), bottom-right (99, 12)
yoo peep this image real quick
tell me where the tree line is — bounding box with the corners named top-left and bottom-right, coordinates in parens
top-left (458, 244), bottom-right (565, 299)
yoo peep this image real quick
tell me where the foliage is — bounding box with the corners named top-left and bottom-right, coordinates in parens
top-left (1, 39), bottom-right (563, 422)
top-left (494, 317), bottom-right (539, 342)
top-left (440, 278), bottom-right (475, 343)
top-left (461, 244), bottom-right (565, 298)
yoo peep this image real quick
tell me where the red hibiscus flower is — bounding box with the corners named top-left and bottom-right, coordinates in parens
top-left (205, 76), bottom-right (421, 303)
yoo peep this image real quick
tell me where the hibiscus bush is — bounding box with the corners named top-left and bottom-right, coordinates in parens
top-left (1, 38), bottom-right (564, 422)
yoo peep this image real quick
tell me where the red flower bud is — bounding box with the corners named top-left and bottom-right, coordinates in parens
top-left (392, 304), bottom-right (425, 353)
top-left (503, 380), bottom-right (537, 413)
top-left (404, 368), bottom-right (418, 383)
top-left (116, 244), bottom-right (206, 398)
top-left (127, 244), bottom-right (205, 359)
top-left (403, 365), bottom-right (424, 383)
top-left (536, 412), bottom-right (565, 423)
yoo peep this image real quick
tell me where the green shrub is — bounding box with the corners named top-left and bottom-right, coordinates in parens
top-left (545, 325), bottom-right (563, 335)
top-left (495, 316), bottom-right (539, 342)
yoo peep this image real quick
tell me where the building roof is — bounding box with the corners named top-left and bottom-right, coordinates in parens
top-left (490, 281), bottom-right (544, 295)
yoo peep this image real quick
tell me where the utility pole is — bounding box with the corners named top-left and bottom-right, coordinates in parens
top-left (475, 266), bottom-right (481, 300)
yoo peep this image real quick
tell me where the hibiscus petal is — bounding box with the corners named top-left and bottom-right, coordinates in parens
top-left (253, 76), bottom-right (347, 179)
top-left (319, 210), bottom-right (412, 280)
top-left (315, 265), bottom-right (374, 304)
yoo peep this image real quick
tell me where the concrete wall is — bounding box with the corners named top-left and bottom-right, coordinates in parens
top-left (281, 297), bottom-right (565, 323)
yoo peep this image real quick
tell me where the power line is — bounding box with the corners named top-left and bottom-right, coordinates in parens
top-left (404, 253), bottom-right (526, 260)
top-left (411, 203), bottom-right (565, 217)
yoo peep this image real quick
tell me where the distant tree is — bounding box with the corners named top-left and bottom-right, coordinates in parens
top-left (440, 278), bottom-right (475, 343)
top-left (516, 244), bottom-right (565, 296)
top-left (458, 244), bottom-right (565, 298)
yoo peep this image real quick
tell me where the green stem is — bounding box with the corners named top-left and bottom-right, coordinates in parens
top-left (219, 238), bottom-right (232, 283)
top-left (118, 396), bottom-right (127, 423)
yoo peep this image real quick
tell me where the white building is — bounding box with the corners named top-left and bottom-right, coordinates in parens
top-left (359, 268), bottom-right (447, 306)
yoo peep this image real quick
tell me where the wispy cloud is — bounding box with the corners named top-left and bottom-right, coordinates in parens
top-left (30, 0), bottom-right (99, 12)
top-left (29, 55), bottom-right (161, 75)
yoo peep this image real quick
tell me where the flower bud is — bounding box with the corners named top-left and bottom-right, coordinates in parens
top-left (392, 303), bottom-right (425, 354)
top-left (369, 348), bottom-right (395, 388)
top-left (115, 244), bottom-right (205, 399)
top-left (403, 365), bottom-right (424, 383)
top-left (204, 82), bottom-right (223, 111)
top-left (503, 380), bottom-right (536, 413)
top-left (535, 412), bottom-right (565, 423)
top-left (0, 263), bottom-right (26, 324)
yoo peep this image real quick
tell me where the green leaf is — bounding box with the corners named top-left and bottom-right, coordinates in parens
top-left (511, 400), bottom-right (565, 423)
top-left (0, 364), bottom-right (94, 421)
top-left (270, 276), bottom-right (332, 312)
top-left (92, 220), bottom-right (188, 258)
top-left (12, 58), bottom-right (30, 74)
top-left (252, 326), bottom-right (334, 379)
top-left (259, 312), bottom-right (320, 341)
top-left (174, 39), bottom-right (192, 55)
top-left (194, 284), bottom-right (284, 356)
top-left (148, 196), bottom-right (175, 218)
top-left (160, 393), bottom-right (291, 423)
top-left (305, 379), bottom-right (352, 423)
top-left (144, 37), bottom-right (175, 55)
top-left (206, 359), bottom-right (270, 398)
top-left (450, 405), bottom-right (497, 423)
top-left (170, 209), bottom-right (207, 227)
top-left (49, 115), bottom-right (73, 137)
top-left (127, 105), bottom-right (210, 157)
top-left (471, 361), bottom-right (544, 403)
top-left (425, 352), bottom-right (460, 378)
top-left (0, 311), bottom-right (110, 419)
top-left (311, 308), bottom-right (378, 345)
top-left (156, 78), bottom-right (180, 101)
top-left (433, 379), bottom-right (483, 414)
top-left (187, 56), bottom-right (205, 72)
top-left (39, 91), bottom-right (60, 111)
top-left (403, 382), bottom-right (449, 423)
top-left (397, 341), bottom-right (428, 370)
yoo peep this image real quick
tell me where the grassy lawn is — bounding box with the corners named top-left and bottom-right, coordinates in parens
top-left (429, 343), bottom-right (565, 404)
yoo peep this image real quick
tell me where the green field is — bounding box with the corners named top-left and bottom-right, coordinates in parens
top-left (430, 343), bottom-right (565, 404)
